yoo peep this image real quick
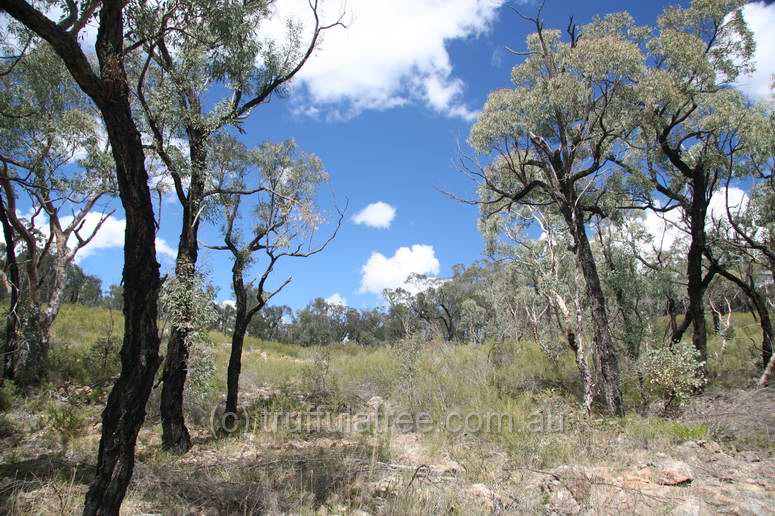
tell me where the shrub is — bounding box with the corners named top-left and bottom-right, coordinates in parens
top-left (0, 382), bottom-right (17, 412)
top-left (48, 343), bottom-right (92, 385)
top-left (637, 342), bottom-right (706, 412)
top-left (300, 347), bottom-right (346, 409)
top-left (160, 264), bottom-right (220, 423)
top-left (0, 413), bottom-right (16, 437)
top-left (184, 338), bottom-right (219, 424)
top-left (45, 404), bottom-right (86, 453)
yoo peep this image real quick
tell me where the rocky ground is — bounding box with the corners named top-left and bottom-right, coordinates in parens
top-left (1, 385), bottom-right (774, 515)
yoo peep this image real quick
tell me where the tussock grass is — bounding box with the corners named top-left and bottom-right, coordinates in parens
top-left (2, 304), bottom-right (771, 514)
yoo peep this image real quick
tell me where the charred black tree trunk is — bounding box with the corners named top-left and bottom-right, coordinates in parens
top-left (0, 2), bottom-right (162, 514)
top-left (666, 295), bottom-right (682, 343)
top-left (83, 6), bottom-right (163, 514)
top-left (0, 193), bottom-right (19, 384)
top-left (566, 206), bottom-right (624, 416)
top-left (685, 175), bottom-right (709, 370)
top-left (160, 131), bottom-right (207, 453)
top-left (83, 105), bottom-right (162, 516)
top-left (224, 257), bottom-right (256, 430)
top-left (224, 320), bottom-right (248, 430)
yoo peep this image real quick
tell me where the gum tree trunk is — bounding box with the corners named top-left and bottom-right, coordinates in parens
top-left (686, 174), bottom-right (709, 370)
top-left (566, 205), bottom-right (624, 416)
top-left (0, 3), bottom-right (163, 513)
top-left (160, 207), bottom-right (198, 453)
top-left (160, 127), bottom-right (207, 453)
top-left (224, 257), bottom-right (252, 431)
top-left (712, 264), bottom-right (773, 370)
top-left (224, 319), bottom-right (248, 431)
top-left (0, 193), bottom-right (19, 384)
top-left (83, 100), bottom-right (162, 516)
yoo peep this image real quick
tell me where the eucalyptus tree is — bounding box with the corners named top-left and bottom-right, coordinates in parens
top-left (246, 303), bottom-right (291, 341)
top-left (704, 175), bottom-right (774, 377)
top-left (290, 298), bottom-right (348, 345)
top-left (127, 0), bottom-right (344, 452)
top-left (616, 0), bottom-right (759, 368)
top-left (479, 263), bottom-right (532, 344)
top-left (383, 286), bottom-right (418, 339)
top-left (208, 136), bottom-right (340, 430)
top-left (492, 208), bottom-right (596, 413)
top-left (393, 272), bottom-right (464, 342)
top-left (594, 219), bottom-right (653, 365)
top-left (704, 86), bottom-right (775, 379)
top-left (0, 2), bottom-right (165, 513)
top-left (467, 12), bottom-right (647, 415)
top-left (0, 44), bottom-right (115, 386)
top-left (705, 228), bottom-right (773, 374)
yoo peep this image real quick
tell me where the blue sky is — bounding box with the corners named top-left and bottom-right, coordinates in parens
top-left (68, 0), bottom-right (775, 310)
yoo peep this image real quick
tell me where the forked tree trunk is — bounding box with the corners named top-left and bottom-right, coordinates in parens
top-left (569, 331), bottom-right (594, 415)
top-left (0, 2), bottom-right (163, 514)
top-left (15, 245), bottom-right (71, 386)
top-left (553, 293), bottom-right (594, 415)
top-left (713, 265), bottom-right (774, 370)
top-left (13, 305), bottom-right (48, 387)
top-left (567, 207), bottom-right (625, 416)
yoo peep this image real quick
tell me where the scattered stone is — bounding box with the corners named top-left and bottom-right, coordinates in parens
top-left (651, 460), bottom-right (693, 486)
top-left (369, 476), bottom-right (400, 497)
top-left (547, 486), bottom-right (581, 515)
top-left (467, 483), bottom-right (503, 513)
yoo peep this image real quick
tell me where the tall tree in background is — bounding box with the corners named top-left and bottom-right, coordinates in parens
top-left (0, 44), bottom-right (115, 386)
top-left (0, 1), bottom-right (163, 513)
top-left (208, 136), bottom-right (340, 431)
top-left (129, 0), bottom-right (344, 452)
top-left (467, 11), bottom-right (646, 416)
top-left (705, 107), bottom-right (775, 378)
top-left (617, 0), bottom-right (756, 368)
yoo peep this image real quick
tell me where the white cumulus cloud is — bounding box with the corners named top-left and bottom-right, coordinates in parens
top-left (359, 244), bottom-right (441, 295)
top-left (324, 293), bottom-right (348, 306)
top-left (271, 0), bottom-right (505, 120)
top-left (736, 2), bottom-right (775, 100)
top-left (56, 213), bottom-right (177, 263)
top-left (352, 201), bottom-right (396, 228)
top-left (640, 187), bottom-right (749, 252)
top-left (22, 211), bottom-right (177, 263)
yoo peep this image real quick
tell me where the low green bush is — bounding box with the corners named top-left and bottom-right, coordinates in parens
top-left (45, 403), bottom-right (86, 453)
top-left (0, 381), bottom-right (17, 412)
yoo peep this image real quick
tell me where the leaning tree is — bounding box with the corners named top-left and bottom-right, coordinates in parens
top-left (0, 2), bottom-right (164, 513)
